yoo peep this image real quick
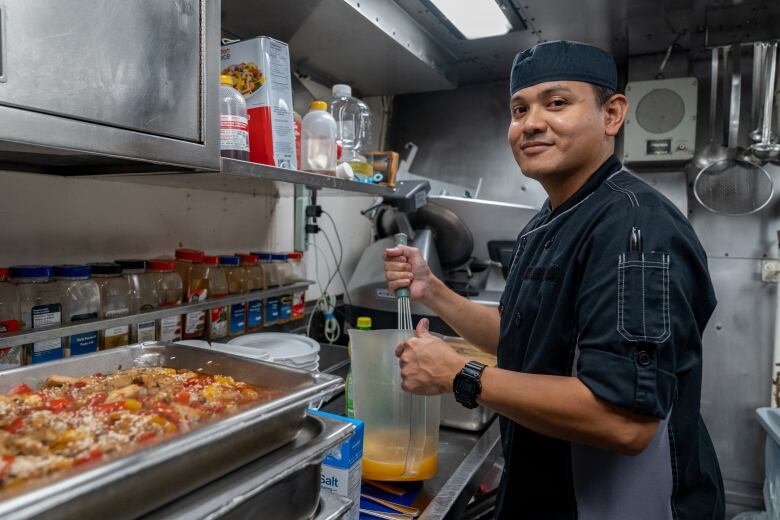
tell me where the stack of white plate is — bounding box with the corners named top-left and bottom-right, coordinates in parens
top-left (227, 333), bottom-right (320, 372)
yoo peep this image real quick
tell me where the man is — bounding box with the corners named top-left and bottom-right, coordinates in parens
top-left (384, 40), bottom-right (724, 519)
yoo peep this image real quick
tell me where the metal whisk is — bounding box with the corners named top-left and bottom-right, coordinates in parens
top-left (394, 233), bottom-right (413, 330)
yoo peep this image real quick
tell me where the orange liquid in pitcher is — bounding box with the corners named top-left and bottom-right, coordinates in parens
top-left (361, 434), bottom-right (438, 481)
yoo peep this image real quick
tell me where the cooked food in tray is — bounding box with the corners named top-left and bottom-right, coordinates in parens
top-left (0, 367), bottom-right (282, 492)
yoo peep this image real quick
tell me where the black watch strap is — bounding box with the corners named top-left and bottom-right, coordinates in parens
top-left (453, 361), bottom-right (487, 409)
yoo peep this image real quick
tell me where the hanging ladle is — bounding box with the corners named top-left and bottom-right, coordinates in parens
top-left (749, 41), bottom-right (780, 162)
top-left (692, 47), bottom-right (729, 172)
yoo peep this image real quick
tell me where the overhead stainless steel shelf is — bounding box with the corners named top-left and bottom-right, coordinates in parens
top-left (0, 281), bottom-right (313, 348)
top-left (82, 159), bottom-right (397, 196)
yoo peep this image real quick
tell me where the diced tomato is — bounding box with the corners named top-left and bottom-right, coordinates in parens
top-left (151, 402), bottom-right (180, 424)
top-left (7, 383), bottom-right (33, 396)
top-left (136, 431), bottom-right (156, 444)
top-left (96, 401), bottom-right (125, 414)
top-left (211, 402), bottom-right (225, 414)
top-left (73, 381), bottom-right (87, 388)
top-left (87, 393), bottom-right (107, 407)
top-left (0, 455), bottom-right (15, 478)
top-left (4, 417), bottom-right (24, 434)
top-left (173, 391), bottom-right (190, 405)
top-left (46, 397), bottom-right (73, 413)
top-left (74, 448), bottom-right (103, 466)
top-left (184, 377), bottom-right (202, 388)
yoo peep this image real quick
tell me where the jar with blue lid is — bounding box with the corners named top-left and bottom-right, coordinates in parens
top-left (9, 265), bottom-right (63, 364)
top-left (54, 265), bottom-right (100, 357)
top-left (273, 253), bottom-right (293, 324)
top-left (252, 252), bottom-right (279, 327)
top-left (219, 256), bottom-right (247, 336)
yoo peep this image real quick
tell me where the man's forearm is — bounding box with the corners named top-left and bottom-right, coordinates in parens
top-left (422, 277), bottom-right (500, 354)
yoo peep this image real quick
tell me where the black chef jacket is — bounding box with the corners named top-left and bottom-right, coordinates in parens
top-left (495, 155), bottom-right (725, 519)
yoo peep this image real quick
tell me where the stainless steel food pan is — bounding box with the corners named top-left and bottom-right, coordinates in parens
top-left (0, 342), bottom-right (343, 520)
top-left (440, 336), bottom-right (496, 431)
top-left (144, 413), bottom-right (355, 520)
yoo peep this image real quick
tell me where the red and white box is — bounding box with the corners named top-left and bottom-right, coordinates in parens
top-left (220, 37), bottom-right (297, 169)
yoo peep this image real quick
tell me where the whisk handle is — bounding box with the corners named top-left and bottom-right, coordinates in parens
top-left (393, 233), bottom-right (411, 299)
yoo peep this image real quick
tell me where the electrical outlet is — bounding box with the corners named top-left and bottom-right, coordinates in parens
top-left (761, 259), bottom-right (780, 282)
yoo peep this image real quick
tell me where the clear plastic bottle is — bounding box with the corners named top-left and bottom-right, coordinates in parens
top-left (274, 253), bottom-right (293, 324)
top-left (148, 259), bottom-right (184, 343)
top-left (253, 252), bottom-right (279, 327)
top-left (203, 255), bottom-right (228, 341)
top-left (293, 110), bottom-right (302, 168)
top-left (90, 263), bottom-right (131, 349)
top-left (175, 249), bottom-right (209, 339)
top-left (220, 75), bottom-right (250, 160)
top-left (330, 84), bottom-right (374, 182)
top-left (0, 267), bottom-right (22, 370)
top-left (237, 254), bottom-right (265, 333)
top-left (10, 265), bottom-right (63, 364)
top-left (346, 316), bottom-right (372, 418)
top-left (54, 265), bottom-right (100, 357)
top-left (116, 259), bottom-right (159, 343)
top-left (301, 100), bottom-right (337, 174)
top-left (286, 251), bottom-right (306, 321)
top-left (219, 256), bottom-right (247, 337)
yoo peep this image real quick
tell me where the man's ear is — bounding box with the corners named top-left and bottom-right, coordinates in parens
top-left (604, 94), bottom-right (628, 137)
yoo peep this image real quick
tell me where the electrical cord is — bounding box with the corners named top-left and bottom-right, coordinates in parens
top-left (322, 210), bottom-right (353, 306)
top-left (306, 236), bottom-right (342, 342)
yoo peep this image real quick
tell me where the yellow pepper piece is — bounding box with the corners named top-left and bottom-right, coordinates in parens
top-left (213, 375), bottom-right (234, 385)
top-left (124, 399), bottom-right (142, 412)
top-left (202, 384), bottom-right (222, 402)
top-left (161, 368), bottom-right (176, 375)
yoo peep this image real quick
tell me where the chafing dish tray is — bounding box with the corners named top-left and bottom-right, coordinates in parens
top-left (0, 342), bottom-right (343, 519)
top-left (441, 337), bottom-right (496, 431)
top-left (144, 413), bottom-right (354, 519)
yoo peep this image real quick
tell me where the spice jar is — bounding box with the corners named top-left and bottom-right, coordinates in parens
top-left (89, 263), bottom-right (131, 349)
top-left (148, 259), bottom-right (184, 343)
top-left (237, 254), bottom-right (265, 332)
top-left (116, 259), bottom-right (159, 343)
top-left (274, 253), bottom-right (293, 324)
top-left (10, 265), bottom-right (63, 364)
top-left (55, 265), bottom-right (100, 357)
top-left (203, 255), bottom-right (228, 340)
top-left (287, 251), bottom-right (306, 321)
top-left (253, 253), bottom-right (279, 327)
top-left (220, 256), bottom-right (247, 337)
top-left (175, 249), bottom-right (209, 339)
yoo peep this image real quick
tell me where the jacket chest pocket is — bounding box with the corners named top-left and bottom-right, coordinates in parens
top-left (617, 252), bottom-right (670, 342)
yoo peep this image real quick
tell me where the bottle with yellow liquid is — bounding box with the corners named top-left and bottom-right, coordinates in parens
top-left (348, 328), bottom-right (441, 481)
top-left (345, 316), bottom-right (372, 418)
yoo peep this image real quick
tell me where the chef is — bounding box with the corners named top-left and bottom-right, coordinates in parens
top-left (384, 40), bottom-right (725, 519)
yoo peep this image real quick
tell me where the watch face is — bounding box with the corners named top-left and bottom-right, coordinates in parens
top-left (456, 377), bottom-right (479, 396)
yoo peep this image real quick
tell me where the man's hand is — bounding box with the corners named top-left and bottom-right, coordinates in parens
top-left (395, 318), bottom-right (468, 395)
top-left (384, 245), bottom-right (435, 302)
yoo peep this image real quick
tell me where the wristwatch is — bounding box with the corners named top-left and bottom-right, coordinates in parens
top-left (453, 361), bottom-right (487, 409)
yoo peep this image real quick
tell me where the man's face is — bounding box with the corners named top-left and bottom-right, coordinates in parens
top-left (507, 81), bottom-right (610, 182)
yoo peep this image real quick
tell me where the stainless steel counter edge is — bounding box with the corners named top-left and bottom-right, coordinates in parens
top-left (315, 491), bottom-right (353, 520)
top-left (0, 281), bottom-right (314, 347)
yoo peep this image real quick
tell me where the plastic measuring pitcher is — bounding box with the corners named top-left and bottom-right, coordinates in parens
top-left (348, 328), bottom-right (440, 481)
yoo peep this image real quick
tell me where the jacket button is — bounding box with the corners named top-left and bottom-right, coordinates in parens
top-left (521, 237), bottom-right (527, 247)
top-left (636, 351), bottom-right (651, 367)
top-left (499, 303), bottom-right (504, 316)
top-left (544, 239), bottom-right (553, 249)
top-left (514, 312), bottom-right (523, 328)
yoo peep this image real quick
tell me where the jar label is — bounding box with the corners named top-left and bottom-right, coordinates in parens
top-left (292, 291), bottom-right (305, 319)
top-left (184, 311), bottom-right (205, 336)
top-left (0, 320), bottom-right (20, 369)
top-left (220, 115), bottom-right (249, 152)
top-left (279, 294), bottom-right (293, 320)
top-left (209, 306), bottom-right (228, 339)
top-left (265, 297), bottom-right (280, 325)
top-left (69, 312), bottom-right (98, 356)
top-left (136, 321), bottom-right (157, 343)
top-left (246, 299), bottom-right (263, 329)
top-left (103, 326), bottom-right (129, 349)
top-left (31, 304), bottom-right (62, 363)
top-left (229, 303), bottom-right (245, 335)
top-left (160, 315), bottom-right (182, 342)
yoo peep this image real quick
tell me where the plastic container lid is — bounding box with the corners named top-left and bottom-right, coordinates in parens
top-left (251, 252), bottom-right (273, 261)
top-left (175, 249), bottom-right (205, 262)
top-left (287, 251), bottom-right (303, 261)
top-left (89, 262), bottom-right (123, 276)
top-left (332, 84), bottom-right (352, 97)
top-left (219, 255), bottom-right (240, 266)
top-left (202, 255), bottom-right (219, 265)
top-left (53, 264), bottom-right (92, 279)
top-left (9, 265), bottom-right (53, 279)
top-left (0, 268), bottom-right (8, 281)
top-left (357, 317), bottom-right (372, 330)
top-left (235, 254), bottom-right (258, 266)
top-left (227, 333), bottom-right (319, 364)
top-left (115, 259), bottom-right (147, 271)
top-left (310, 100), bottom-right (328, 111)
top-left (271, 253), bottom-right (288, 261)
top-left (220, 75), bottom-right (234, 86)
top-left (147, 259), bottom-right (176, 272)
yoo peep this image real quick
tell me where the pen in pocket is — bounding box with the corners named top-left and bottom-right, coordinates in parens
top-left (629, 227), bottom-right (642, 252)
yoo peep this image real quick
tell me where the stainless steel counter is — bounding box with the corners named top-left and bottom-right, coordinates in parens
top-left (318, 343), bottom-right (502, 520)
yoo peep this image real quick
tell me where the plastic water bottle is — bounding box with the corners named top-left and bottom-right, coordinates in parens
top-left (330, 84), bottom-right (374, 182)
top-left (219, 75), bottom-right (249, 161)
top-left (301, 101), bottom-right (337, 173)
